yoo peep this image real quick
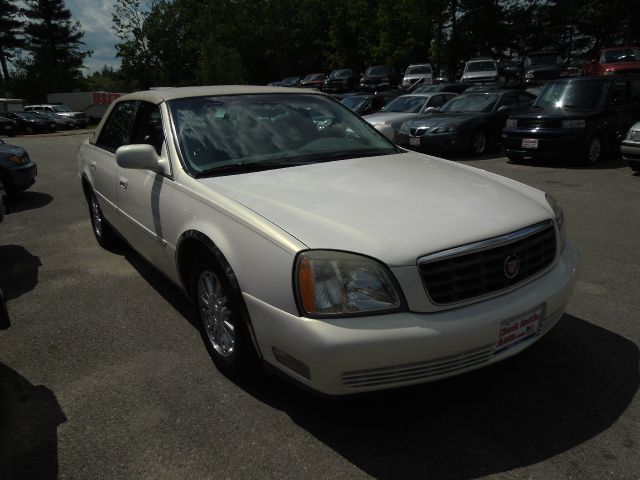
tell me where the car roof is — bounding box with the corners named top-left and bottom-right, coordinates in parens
top-left (116, 85), bottom-right (324, 104)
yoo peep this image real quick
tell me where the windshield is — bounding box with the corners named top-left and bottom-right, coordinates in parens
top-left (52, 105), bottom-right (72, 112)
top-left (169, 93), bottom-right (398, 176)
top-left (303, 74), bottom-right (324, 81)
top-left (601, 48), bottom-right (640, 64)
top-left (382, 95), bottom-right (428, 113)
top-left (534, 80), bottom-right (607, 109)
top-left (526, 55), bottom-right (560, 66)
top-left (413, 86), bottom-right (440, 94)
top-left (406, 65), bottom-right (432, 74)
top-left (440, 94), bottom-right (498, 113)
top-left (465, 61), bottom-right (496, 72)
top-left (365, 66), bottom-right (390, 76)
top-left (16, 112), bottom-right (40, 119)
top-left (329, 69), bottom-right (351, 79)
top-left (341, 95), bottom-right (368, 111)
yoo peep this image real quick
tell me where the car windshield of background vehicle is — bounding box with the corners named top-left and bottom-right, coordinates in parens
top-left (439, 93), bottom-right (498, 113)
top-left (465, 61), bottom-right (496, 72)
top-left (601, 48), bottom-right (640, 64)
top-left (526, 55), bottom-right (560, 66)
top-left (17, 112), bottom-right (40, 119)
top-left (304, 74), bottom-right (324, 81)
top-left (534, 80), bottom-right (607, 109)
top-left (414, 86), bottom-right (440, 94)
top-left (365, 66), bottom-right (389, 76)
top-left (52, 105), bottom-right (72, 112)
top-left (169, 93), bottom-right (399, 177)
top-left (383, 96), bottom-right (427, 113)
top-left (341, 96), bottom-right (368, 110)
top-left (329, 70), bottom-right (351, 79)
top-left (406, 65), bottom-right (432, 74)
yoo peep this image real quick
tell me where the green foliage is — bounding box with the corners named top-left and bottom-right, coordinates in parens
top-left (17, 0), bottom-right (91, 101)
top-left (0, 0), bottom-right (23, 87)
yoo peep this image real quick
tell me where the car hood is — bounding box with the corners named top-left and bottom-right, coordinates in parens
top-left (363, 112), bottom-right (424, 127)
top-left (601, 61), bottom-right (640, 72)
top-left (406, 112), bottom-right (485, 127)
top-left (197, 153), bottom-right (552, 266)
top-left (525, 64), bottom-right (565, 72)
top-left (512, 108), bottom-right (598, 119)
top-left (463, 70), bottom-right (497, 79)
top-left (0, 143), bottom-right (25, 155)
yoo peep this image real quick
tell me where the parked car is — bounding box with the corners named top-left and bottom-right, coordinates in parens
top-left (24, 104), bottom-right (89, 128)
top-left (34, 111), bottom-right (77, 130)
top-left (323, 69), bottom-right (359, 93)
top-left (4, 111), bottom-right (56, 134)
top-left (522, 52), bottom-right (579, 83)
top-left (414, 83), bottom-right (473, 94)
top-left (401, 64), bottom-right (433, 89)
top-left (503, 76), bottom-right (640, 163)
top-left (340, 92), bottom-right (401, 116)
top-left (397, 90), bottom-right (534, 155)
top-left (78, 85), bottom-right (578, 395)
top-left (300, 73), bottom-right (326, 90)
top-left (621, 122), bottom-right (640, 172)
top-left (583, 46), bottom-right (640, 76)
top-left (363, 93), bottom-right (458, 141)
top-left (0, 139), bottom-right (37, 196)
top-left (359, 65), bottom-right (400, 91)
top-left (267, 81), bottom-right (282, 87)
top-left (0, 116), bottom-right (17, 137)
top-left (280, 76), bottom-right (302, 88)
top-left (460, 58), bottom-right (500, 84)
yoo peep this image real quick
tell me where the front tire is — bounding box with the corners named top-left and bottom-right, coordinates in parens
top-left (585, 136), bottom-right (602, 164)
top-left (88, 190), bottom-right (120, 248)
top-left (191, 257), bottom-right (255, 377)
top-left (469, 129), bottom-right (488, 156)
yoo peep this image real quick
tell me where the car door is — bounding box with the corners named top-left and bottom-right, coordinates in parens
top-left (91, 100), bottom-right (139, 230)
top-left (116, 101), bottom-right (175, 274)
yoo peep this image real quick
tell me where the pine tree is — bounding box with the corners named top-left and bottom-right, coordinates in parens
top-left (0, 0), bottom-right (23, 87)
top-left (20, 0), bottom-right (91, 100)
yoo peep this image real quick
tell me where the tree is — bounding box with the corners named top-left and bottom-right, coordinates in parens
top-left (19, 0), bottom-right (91, 101)
top-left (0, 0), bottom-right (23, 88)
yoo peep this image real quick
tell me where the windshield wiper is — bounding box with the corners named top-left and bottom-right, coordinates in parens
top-left (292, 149), bottom-right (396, 164)
top-left (194, 160), bottom-right (296, 178)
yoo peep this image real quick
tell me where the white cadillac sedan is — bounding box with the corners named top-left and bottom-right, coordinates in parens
top-left (78, 86), bottom-right (579, 395)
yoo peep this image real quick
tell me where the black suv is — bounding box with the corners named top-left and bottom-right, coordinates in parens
top-left (359, 65), bottom-right (400, 91)
top-left (503, 76), bottom-right (640, 163)
top-left (323, 69), bottom-right (359, 93)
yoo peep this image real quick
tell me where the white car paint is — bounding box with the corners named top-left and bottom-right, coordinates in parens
top-left (78, 86), bottom-right (579, 395)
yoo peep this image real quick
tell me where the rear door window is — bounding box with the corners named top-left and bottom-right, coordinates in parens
top-left (129, 102), bottom-right (165, 156)
top-left (97, 101), bottom-right (138, 153)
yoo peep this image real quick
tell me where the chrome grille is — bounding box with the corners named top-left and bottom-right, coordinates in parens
top-left (419, 221), bottom-right (556, 305)
top-left (517, 118), bottom-right (562, 128)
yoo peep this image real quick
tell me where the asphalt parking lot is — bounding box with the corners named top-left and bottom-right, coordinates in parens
top-left (1, 133), bottom-right (638, 480)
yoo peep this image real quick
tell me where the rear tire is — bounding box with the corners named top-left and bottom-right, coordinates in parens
top-left (88, 190), bottom-right (120, 248)
top-left (584, 136), bottom-right (602, 164)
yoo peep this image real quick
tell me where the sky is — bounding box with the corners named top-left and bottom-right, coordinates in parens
top-left (67, 0), bottom-right (121, 74)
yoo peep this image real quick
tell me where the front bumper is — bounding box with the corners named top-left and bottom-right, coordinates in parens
top-left (397, 131), bottom-right (462, 152)
top-left (622, 141), bottom-right (640, 171)
top-left (246, 242), bottom-right (579, 395)
top-left (503, 128), bottom-right (587, 160)
top-left (8, 161), bottom-right (37, 192)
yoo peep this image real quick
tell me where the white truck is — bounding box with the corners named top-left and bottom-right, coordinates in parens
top-left (0, 98), bottom-right (25, 114)
top-left (47, 92), bottom-right (124, 123)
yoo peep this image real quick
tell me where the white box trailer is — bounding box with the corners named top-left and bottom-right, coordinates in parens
top-left (0, 98), bottom-right (25, 114)
top-left (47, 92), bottom-right (124, 122)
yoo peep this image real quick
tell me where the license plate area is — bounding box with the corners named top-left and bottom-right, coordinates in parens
top-left (409, 137), bottom-right (421, 146)
top-left (495, 305), bottom-right (544, 354)
top-left (522, 138), bottom-right (538, 149)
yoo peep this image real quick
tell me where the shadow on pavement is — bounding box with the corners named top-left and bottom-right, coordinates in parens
top-left (0, 362), bottom-right (66, 480)
top-left (506, 153), bottom-right (627, 170)
top-left (234, 314), bottom-right (639, 479)
top-left (4, 192), bottom-right (53, 215)
top-left (0, 246), bottom-right (41, 330)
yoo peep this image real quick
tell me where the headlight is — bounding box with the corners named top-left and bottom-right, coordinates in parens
top-left (430, 124), bottom-right (457, 134)
top-left (8, 154), bottom-right (27, 164)
top-left (626, 129), bottom-right (640, 141)
top-left (546, 194), bottom-right (566, 252)
top-left (369, 120), bottom-right (391, 127)
top-left (506, 118), bottom-right (517, 128)
top-left (399, 122), bottom-right (411, 134)
top-left (561, 119), bottom-right (586, 128)
top-left (295, 250), bottom-right (404, 317)
top-left (525, 71), bottom-right (534, 79)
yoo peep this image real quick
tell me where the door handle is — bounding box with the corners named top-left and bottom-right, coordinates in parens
top-left (90, 162), bottom-right (96, 171)
top-left (119, 177), bottom-right (128, 189)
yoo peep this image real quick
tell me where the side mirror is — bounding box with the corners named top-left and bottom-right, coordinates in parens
top-left (425, 106), bottom-right (439, 113)
top-left (116, 144), bottom-right (170, 175)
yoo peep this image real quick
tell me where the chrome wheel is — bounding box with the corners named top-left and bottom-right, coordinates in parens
top-left (471, 131), bottom-right (487, 155)
top-left (587, 137), bottom-right (601, 164)
top-left (198, 270), bottom-right (235, 358)
top-left (90, 195), bottom-right (103, 238)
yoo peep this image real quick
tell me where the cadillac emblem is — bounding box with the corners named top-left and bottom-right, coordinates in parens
top-left (504, 255), bottom-right (521, 279)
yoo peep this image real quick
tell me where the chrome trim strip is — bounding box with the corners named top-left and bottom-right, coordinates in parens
top-left (417, 220), bottom-right (554, 265)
